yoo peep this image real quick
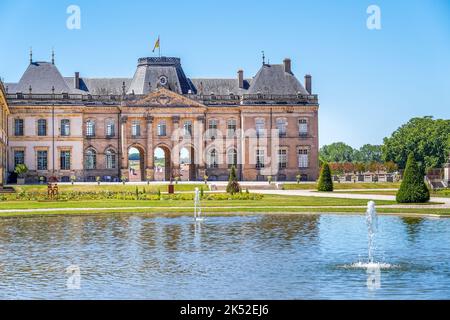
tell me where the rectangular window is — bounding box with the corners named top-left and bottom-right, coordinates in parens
top-left (37, 150), bottom-right (48, 171)
top-left (37, 119), bottom-right (47, 136)
top-left (15, 119), bottom-right (24, 136)
top-left (106, 122), bottom-right (115, 137)
top-left (157, 121), bottom-right (166, 136)
top-left (132, 121), bottom-right (141, 137)
top-left (299, 119), bottom-right (308, 137)
top-left (208, 120), bottom-right (218, 139)
top-left (60, 151), bottom-right (71, 170)
top-left (277, 119), bottom-right (287, 137)
top-left (256, 119), bottom-right (265, 137)
top-left (227, 119), bottom-right (237, 138)
top-left (278, 149), bottom-right (287, 169)
top-left (184, 121), bottom-right (192, 137)
top-left (298, 149), bottom-right (309, 168)
top-left (14, 150), bottom-right (25, 167)
top-left (86, 121), bottom-right (95, 137)
top-left (106, 151), bottom-right (116, 169)
top-left (256, 149), bottom-right (265, 169)
top-left (61, 119), bottom-right (70, 136)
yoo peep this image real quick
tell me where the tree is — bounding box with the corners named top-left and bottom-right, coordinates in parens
top-left (383, 117), bottom-right (450, 171)
top-left (317, 163), bottom-right (333, 192)
top-left (396, 153), bottom-right (430, 203)
top-left (355, 144), bottom-right (382, 163)
top-left (226, 166), bottom-right (241, 195)
top-left (320, 142), bottom-right (355, 163)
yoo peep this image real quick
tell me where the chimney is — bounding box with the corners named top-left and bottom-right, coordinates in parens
top-left (238, 69), bottom-right (244, 89)
top-left (74, 72), bottom-right (80, 90)
top-left (305, 74), bottom-right (312, 94)
top-left (283, 58), bottom-right (292, 74)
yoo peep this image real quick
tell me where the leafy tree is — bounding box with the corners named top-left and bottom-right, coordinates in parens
top-left (354, 144), bottom-right (382, 163)
top-left (317, 163), bottom-right (333, 192)
top-left (226, 166), bottom-right (241, 195)
top-left (320, 142), bottom-right (355, 163)
top-left (396, 153), bottom-right (430, 203)
top-left (383, 117), bottom-right (450, 171)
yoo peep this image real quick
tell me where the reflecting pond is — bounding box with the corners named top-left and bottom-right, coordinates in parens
top-left (0, 214), bottom-right (449, 299)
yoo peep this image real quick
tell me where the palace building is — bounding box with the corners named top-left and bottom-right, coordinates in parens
top-left (3, 53), bottom-right (319, 183)
top-left (0, 81), bottom-right (9, 186)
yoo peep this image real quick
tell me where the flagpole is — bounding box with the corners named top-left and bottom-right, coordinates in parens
top-left (159, 36), bottom-right (161, 58)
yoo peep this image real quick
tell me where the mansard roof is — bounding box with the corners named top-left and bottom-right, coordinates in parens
top-left (9, 61), bottom-right (84, 94)
top-left (5, 55), bottom-right (314, 99)
top-left (248, 64), bottom-right (308, 95)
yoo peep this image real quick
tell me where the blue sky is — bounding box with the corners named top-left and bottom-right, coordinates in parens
top-left (0, 0), bottom-right (449, 148)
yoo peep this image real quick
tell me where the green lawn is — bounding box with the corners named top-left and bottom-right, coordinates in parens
top-left (283, 182), bottom-right (401, 190)
top-left (0, 194), bottom-right (397, 211)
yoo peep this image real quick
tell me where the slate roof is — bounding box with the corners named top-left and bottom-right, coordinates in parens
top-left (6, 57), bottom-right (310, 97)
top-left (10, 62), bottom-right (84, 94)
top-left (248, 64), bottom-right (308, 95)
top-left (127, 57), bottom-right (196, 95)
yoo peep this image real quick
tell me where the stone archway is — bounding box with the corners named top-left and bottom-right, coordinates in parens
top-left (154, 145), bottom-right (171, 181)
top-left (128, 145), bottom-right (145, 182)
top-left (179, 145), bottom-right (196, 181)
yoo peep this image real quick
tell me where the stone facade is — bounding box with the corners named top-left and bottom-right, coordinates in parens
top-left (0, 81), bottom-right (9, 186)
top-left (4, 55), bottom-right (320, 182)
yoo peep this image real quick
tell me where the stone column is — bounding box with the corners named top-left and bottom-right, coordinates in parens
top-left (196, 115), bottom-right (206, 181)
top-left (444, 157), bottom-right (450, 187)
top-left (120, 116), bottom-right (128, 180)
top-left (146, 115), bottom-right (154, 181)
top-left (171, 116), bottom-right (181, 179)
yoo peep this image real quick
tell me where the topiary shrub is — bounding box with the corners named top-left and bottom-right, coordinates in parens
top-left (226, 166), bottom-right (241, 195)
top-left (396, 153), bottom-right (430, 203)
top-left (317, 162), bottom-right (333, 192)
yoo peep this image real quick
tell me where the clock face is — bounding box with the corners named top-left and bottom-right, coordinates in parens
top-left (159, 76), bottom-right (168, 86)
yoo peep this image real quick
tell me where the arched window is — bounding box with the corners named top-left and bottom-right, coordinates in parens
top-left (105, 149), bottom-right (116, 169)
top-left (207, 149), bottom-right (218, 169)
top-left (37, 119), bottom-right (47, 136)
top-left (85, 148), bottom-right (97, 170)
top-left (106, 120), bottom-right (115, 137)
top-left (227, 148), bottom-right (237, 168)
top-left (86, 120), bottom-right (95, 137)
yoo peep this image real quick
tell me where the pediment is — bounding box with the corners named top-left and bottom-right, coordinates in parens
top-left (125, 88), bottom-right (206, 108)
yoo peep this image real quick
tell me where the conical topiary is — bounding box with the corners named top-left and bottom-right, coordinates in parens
top-left (396, 153), bottom-right (430, 203)
top-left (226, 166), bottom-right (241, 195)
top-left (317, 162), bottom-right (333, 192)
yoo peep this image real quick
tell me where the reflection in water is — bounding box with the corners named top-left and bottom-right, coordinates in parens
top-left (401, 217), bottom-right (424, 241)
top-left (0, 214), bottom-right (448, 299)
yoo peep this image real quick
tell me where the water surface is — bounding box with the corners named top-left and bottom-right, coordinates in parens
top-left (0, 213), bottom-right (448, 299)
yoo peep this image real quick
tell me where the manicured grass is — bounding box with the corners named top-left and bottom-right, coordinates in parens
top-left (283, 182), bottom-right (401, 190)
top-left (0, 194), bottom-right (397, 211)
top-left (12, 183), bottom-right (205, 193)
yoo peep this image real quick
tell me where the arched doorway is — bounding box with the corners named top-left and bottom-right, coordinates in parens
top-left (154, 146), bottom-right (171, 181)
top-left (180, 146), bottom-right (196, 181)
top-left (128, 146), bottom-right (145, 182)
